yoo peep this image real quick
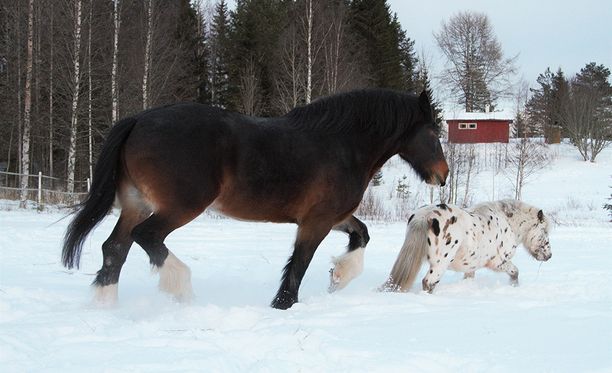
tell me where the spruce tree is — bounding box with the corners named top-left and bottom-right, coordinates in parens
top-left (228, 0), bottom-right (288, 115)
top-left (415, 65), bottom-right (443, 128)
top-left (209, 0), bottom-right (231, 108)
top-left (349, 0), bottom-right (411, 90)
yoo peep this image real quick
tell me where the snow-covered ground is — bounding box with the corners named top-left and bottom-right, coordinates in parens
top-left (1, 143), bottom-right (611, 372)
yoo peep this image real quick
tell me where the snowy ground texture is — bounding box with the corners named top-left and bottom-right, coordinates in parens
top-left (1, 142), bottom-right (611, 372)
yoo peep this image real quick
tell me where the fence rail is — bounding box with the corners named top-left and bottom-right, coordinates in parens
top-left (0, 170), bottom-right (89, 208)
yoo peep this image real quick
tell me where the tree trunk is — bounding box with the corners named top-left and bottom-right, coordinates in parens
top-left (66, 0), bottom-right (83, 194)
top-left (87, 0), bottom-right (93, 182)
top-left (48, 3), bottom-right (54, 182)
top-left (305, 0), bottom-right (312, 104)
top-left (19, 0), bottom-right (34, 208)
top-left (111, 0), bottom-right (120, 122)
top-left (142, 0), bottom-right (153, 110)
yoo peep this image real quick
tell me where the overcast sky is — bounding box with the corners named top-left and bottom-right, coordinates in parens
top-left (388, 0), bottom-right (612, 92)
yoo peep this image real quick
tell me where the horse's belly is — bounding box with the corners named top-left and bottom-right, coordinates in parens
top-left (449, 246), bottom-right (492, 273)
top-left (209, 197), bottom-right (298, 223)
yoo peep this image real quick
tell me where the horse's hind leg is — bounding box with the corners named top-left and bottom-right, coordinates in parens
top-left (92, 209), bottom-right (147, 305)
top-left (328, 215), bottom-right (370, 292)
top-left (131, 208), bottom-right (203, 301)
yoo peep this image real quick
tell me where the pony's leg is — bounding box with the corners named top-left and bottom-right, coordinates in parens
top-left (272, 219), bottom-right (333, 310)
top-left (463, 271), bottom-right (475, 280)
top-left (328, 215), bottom-right (370, 292)
top-left (496, 261), bottom-right (519, 286)
top-left (92, 209), bottom-right (146, 305)
top-left (422, 264), bottom-right (447, 293)
top-left (131, 208), bottom-right (203, 301)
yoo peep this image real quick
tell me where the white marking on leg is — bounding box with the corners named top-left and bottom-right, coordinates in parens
top-left (328, 247), bottom-right (364, 293)
top-left (158, 251), bottom-right (193, 302)
top-left (93, 284), bottom-right (118, 307)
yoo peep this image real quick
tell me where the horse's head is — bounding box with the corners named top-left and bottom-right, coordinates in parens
top-left (399, 91), bottom-right (449, 186)
top-left (525, 209), bottom-right (552, 261)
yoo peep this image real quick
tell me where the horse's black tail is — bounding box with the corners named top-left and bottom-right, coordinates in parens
top-left (62, 117), bottom-right (138, 269)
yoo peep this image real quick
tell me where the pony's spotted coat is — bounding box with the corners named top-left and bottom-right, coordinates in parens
top-left (382, 200), bottom-right (552, 293)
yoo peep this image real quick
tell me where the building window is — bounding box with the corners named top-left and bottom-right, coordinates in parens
top-left (459, 122), bottom-right (477, 130)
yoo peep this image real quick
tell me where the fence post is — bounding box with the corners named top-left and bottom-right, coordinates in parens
top-left (87, 178), bottom-right (91, 192)
top-left (38, 171), bottom-right (42, 209)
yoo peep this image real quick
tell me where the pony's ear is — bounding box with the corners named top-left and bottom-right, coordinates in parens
top-left (537, 210), bottom-right (544, 223)
top-left (418, 90), bottom-right (434, 123)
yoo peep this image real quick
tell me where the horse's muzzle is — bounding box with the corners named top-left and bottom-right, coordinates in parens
top-left (428, 160), bottom-right (449, 187)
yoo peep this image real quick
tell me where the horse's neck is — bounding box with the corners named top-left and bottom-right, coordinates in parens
top-left (505, 209), bottom-right (534, 243)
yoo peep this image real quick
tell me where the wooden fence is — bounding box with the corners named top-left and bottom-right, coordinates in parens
top-left (0, 170), bottom-right (89, 209)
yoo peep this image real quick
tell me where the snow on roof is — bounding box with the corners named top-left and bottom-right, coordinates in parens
top-left (445, 110), bottom-right (514, 121)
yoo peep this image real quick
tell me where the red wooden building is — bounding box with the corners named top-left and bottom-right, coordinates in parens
top-left (446, 111), bottom-right (513, 144)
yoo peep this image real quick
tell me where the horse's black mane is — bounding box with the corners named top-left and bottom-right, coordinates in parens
top-left (283, 89), bottom-right (429, 137)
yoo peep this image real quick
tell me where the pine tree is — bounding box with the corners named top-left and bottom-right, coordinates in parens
top-left (209, 0), bottom-right (231, 108)
top-left (526, 67), bottom-right (568, 138)
top-left (395, 19), bottom-right (418, 92)
top-left (349, 0), bottom-right (409, 90)
top-left (228, 0), bottom-right (288, 115)
top-left (415, 65), bottom-right (443, 127)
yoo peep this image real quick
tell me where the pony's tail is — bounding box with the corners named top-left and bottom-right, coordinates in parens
top-left (380, 218), bottom-right (429, 292)
top-left (62, 117), bottom-right (138, 269)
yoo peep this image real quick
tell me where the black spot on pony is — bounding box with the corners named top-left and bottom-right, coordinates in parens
top-left (62, 88), bottom-right (448, 309)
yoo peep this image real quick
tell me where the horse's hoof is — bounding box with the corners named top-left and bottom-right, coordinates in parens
top-left (271, 291), bottom-right (297, 310)
top-left (328, 268), bottom-right (340, 293)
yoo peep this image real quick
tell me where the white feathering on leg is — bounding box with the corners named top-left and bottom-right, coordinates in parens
top-left (158, 251), bottom-right (193, 302)
top-left (93, 284), bottom-right (118, 307)
top-left (328, 247), bottom-right (365, 293)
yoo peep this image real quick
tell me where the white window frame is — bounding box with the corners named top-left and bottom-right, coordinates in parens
top-left (459, 122), bottom-right (477, 130)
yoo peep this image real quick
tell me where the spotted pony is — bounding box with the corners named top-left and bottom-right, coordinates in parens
top-left (381, 200), bottom-right (552, 293)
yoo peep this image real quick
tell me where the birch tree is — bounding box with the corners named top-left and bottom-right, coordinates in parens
top-left (142, 0), bottom-right (153, 110)
top-left (19, 0), bottom-right (34, 208)
top-left (111, 0), bottom-right (120, 122)
top-left (506, 139), bottom-right (551, 200)
top-left (48, 2), bottom-right (54, 180)
top-left (87, 0), bottom-right (93, 182)
top-left (66, 0), bottom-right (83, 194)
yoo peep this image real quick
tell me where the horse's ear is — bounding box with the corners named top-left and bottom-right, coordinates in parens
top-left (537, 210), bottom-right (544, 223)
top-left (419, 90), bottom-right (431, 110)
top-left (418, 90), bottom-right (433, 122)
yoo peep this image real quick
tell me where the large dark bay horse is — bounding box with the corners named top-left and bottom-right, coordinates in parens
top-left (62, 89), bottom-right (448, 309)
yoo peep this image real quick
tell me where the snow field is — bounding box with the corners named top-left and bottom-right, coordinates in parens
top-left (1, 142), bottom-right (611, 372)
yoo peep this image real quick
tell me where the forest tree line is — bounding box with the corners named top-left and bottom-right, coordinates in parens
top-left (0, 0), bottom-right (609, 203)
top-left (0, 0), bottom-right (438, 196)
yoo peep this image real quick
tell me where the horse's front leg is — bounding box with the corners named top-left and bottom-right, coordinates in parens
top-left (271, 219), bottom-right (333, 310)
top-left (328, 215), bottom-right (370, 293)
top-left (496, 261), bottom-right (519, 286)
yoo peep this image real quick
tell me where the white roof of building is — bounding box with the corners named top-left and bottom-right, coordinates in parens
top-left (445, 110), bottom-right (514, 121)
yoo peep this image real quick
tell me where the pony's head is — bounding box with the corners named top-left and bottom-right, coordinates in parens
top-left (398, 91), bottom-right (449, 186)
top-left (524, 209), bottom-right (552, 261)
